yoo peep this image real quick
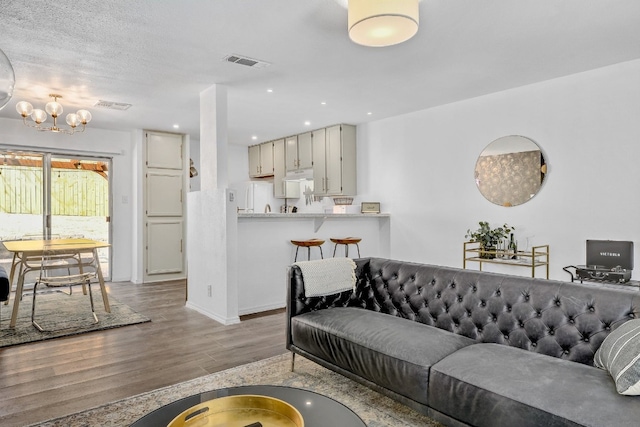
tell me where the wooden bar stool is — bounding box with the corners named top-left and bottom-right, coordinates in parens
top-left (291, 239), bottom-right (325, 262)
top-left (331, 237), bottom-right (362, 258)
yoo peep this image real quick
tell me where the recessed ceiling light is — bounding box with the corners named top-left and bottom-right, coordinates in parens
top-left (173, 124), bottom-right (180, 129)
top-left (252, 136), bottom-right (257, 140)
top-left (321, 102), bottom-right (326, 105)
top-left (367, 112), bottom-right (372, 115)
top-left (304, 121), bottom-right (311, 126)
top-left (267, 89), bottom-right (273, 93)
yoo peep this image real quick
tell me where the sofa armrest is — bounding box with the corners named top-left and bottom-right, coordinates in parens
top-left (0, 266), bottom-right (9, 302)
top-left (286, 258), bottom-right (371, 349)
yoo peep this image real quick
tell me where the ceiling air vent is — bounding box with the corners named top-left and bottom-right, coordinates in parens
top-left (223, 54), bottom-right (271, 68)
top-left (93, 100), bottom-right (132, 110)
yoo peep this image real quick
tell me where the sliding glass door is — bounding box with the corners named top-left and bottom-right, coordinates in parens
top-left (0, 150), bottom-right (111, 280)
top-left (0, 151), bottom-right (44, 277)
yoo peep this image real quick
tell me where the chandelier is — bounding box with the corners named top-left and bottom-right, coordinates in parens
top-left (16, 94), bottom-right (92, 134)
top-left (348, 0), bottom-right (419, 47)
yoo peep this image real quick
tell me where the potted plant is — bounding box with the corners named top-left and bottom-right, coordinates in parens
top-left (465, 221), bottom-right (514, 259)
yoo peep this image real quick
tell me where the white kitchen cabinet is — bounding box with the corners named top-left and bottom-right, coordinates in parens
top-left (285, 136), bottom-right (298, 172)
top-left (312, 124), bottom-right (356, 196)
top-left (260, 141), bottom-right (274, 176)
top-left (248, 144), bottom-right (261, 177)
top-left (286, 132), bottom-right (313, 172)
top-left (274, 139), bottom-right (286, 198)
top-left (312, 128), bottom-right (327, 195)
top-left (275, 138), bottom-right (301, 199)
top-left (248, 141), bottom-right (274, 177)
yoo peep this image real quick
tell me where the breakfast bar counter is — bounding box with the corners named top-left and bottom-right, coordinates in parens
top-left (238, 212), bottom-right (390, 232)
top-left (236, 212), bottom-right (390, 315)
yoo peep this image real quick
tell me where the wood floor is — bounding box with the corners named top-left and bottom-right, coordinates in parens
top-left (0, 280), bottom-right (287, 427)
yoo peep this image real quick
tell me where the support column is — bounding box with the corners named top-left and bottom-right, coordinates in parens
top-left (185, 84), bottom-right (239, 325)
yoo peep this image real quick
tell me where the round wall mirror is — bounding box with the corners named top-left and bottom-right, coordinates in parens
top-left (474, 135), bottom-right (547, 207)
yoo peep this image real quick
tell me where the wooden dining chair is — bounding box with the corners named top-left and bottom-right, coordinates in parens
top-left (31, 248), bottom-right (99, 332)
top-left (20, 233), bottom-right (87, 297)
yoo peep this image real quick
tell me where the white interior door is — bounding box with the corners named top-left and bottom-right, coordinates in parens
top-left (146, 219), bottom-right (183, 274)
top-left (144, 131), bottom-right (186, 282)
top-left (146, 171), bottom-right (183, 216)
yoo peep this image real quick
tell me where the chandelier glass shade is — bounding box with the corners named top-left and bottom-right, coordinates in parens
top-left (16, 94), bottom-right (92, 134)
top-left (0, 48), bottom-right (15, 111)
top-left (348, 0), bottom-right (419, 47)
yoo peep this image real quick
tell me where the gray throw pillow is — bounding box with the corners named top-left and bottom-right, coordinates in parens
top-left (594, 318), bottom-right (640, 395)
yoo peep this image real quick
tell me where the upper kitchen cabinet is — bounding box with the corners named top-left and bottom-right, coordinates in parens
top-left (248, 141), bottom-right (274, 178)
top-left (248, 144), bottom-right (260, 177)
top-left (286, 132), bottom-right (313, 172)
top-left (274, 138), bottom-right (301, 199)
top-left (312, 124), bottom-right (356, 196)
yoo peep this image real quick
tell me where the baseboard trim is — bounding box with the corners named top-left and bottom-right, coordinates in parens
top-left (239, 302), bottom-right (285, 316)
top-left (185, 301), bottom-right (240, 325)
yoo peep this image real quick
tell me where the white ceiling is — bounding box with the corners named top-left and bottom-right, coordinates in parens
top-left (1, 0), bottom-right (639, 146)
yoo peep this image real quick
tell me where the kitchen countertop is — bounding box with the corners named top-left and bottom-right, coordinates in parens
top-left (237, 212), bottom-right (390, 232)
top-left (238, 212), bottom-right (390, 218)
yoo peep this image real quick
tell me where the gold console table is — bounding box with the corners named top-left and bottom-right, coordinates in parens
top-left (463, 241), bottom-right (550, 279)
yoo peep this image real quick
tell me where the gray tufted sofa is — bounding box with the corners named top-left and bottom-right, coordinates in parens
top-left (286, 258), bottom-right (640, 427)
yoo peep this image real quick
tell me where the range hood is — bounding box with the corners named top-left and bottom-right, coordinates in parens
top-left (285, 168), bottom-right (313, 181)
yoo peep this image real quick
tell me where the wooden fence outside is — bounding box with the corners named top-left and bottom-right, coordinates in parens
top-left (0, 166), bottom-right (108, 216)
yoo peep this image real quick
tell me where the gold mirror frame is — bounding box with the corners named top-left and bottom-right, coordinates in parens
top-left (474, 135), bottom-right (547, 207)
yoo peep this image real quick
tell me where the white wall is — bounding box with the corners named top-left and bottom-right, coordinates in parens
top-left (228, 143), bottom-right (251, 186)
top-left (357, 59), bottom-right (640, 281)
top-left (0, 118), bottom-right (137, 282)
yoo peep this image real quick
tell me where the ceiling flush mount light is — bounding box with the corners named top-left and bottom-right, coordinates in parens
top-left (0, 47), bottom-right (15, 111)
top-left (16, 94), bottom-right (92, 134)
top-left (348, 0), bottom-right (419, 47)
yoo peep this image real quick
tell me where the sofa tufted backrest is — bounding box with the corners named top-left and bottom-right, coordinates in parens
top-left (349, 258), bottom-right (640, 366)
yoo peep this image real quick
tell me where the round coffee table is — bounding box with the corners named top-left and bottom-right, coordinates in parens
top-left (130, 385), bottom-right (366, 426)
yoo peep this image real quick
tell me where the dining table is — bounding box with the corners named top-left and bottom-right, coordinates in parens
top-left (2, 238), bottom-right (111, 328)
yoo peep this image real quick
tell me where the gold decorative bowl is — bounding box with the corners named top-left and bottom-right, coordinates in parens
top-left (167, 394), bottom-right (304, 427)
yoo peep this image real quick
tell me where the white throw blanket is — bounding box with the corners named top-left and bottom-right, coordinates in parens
top-left (294, 258), bottom-right (357, 297)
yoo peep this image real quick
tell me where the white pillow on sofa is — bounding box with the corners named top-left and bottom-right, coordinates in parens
top-left (594, 318), bottom-right (640, 395)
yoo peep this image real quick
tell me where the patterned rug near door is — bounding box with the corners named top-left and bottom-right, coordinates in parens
top-left (0, 290), bottom-right (151, 347)
top-left (30, 353), bottom-right (444, 427)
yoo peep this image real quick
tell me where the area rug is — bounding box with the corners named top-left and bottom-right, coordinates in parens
top-left (0, 290), bottom-right (151, 348)
top-left (29, 353), bottom-right (444, 427)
